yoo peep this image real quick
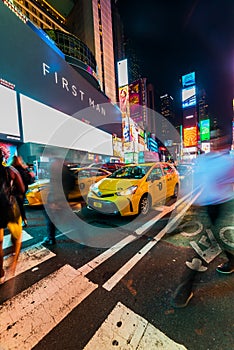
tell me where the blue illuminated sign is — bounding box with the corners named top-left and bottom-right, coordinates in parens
top-left (147, 138), bottom-right (158, 152)
top-left (182, 72), bottom-right (195, 88)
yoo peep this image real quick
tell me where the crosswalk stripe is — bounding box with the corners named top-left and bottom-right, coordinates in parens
top-left (84, 302), bottom-right (187, 350)
top-left (3, 230), bottom-right (32, 250)
top-left (3, 244), bottom-right (56, 282)
top-left (0, 264), bottom-right (98, 350)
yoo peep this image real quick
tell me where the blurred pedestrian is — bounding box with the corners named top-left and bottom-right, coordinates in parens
top-left (0, 148), bottom-right (25, 284)
top-left (11, 155), bottom-right (34, 227)
top-left (43, 157), bottom-right (76, 245)
top-left (172, 139), bottom-right (234, 307)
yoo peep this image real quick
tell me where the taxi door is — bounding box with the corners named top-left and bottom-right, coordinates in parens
top-left (146, 165), bottom-right (166, 205)
top-left (161, 163), bottom-right (176, 197)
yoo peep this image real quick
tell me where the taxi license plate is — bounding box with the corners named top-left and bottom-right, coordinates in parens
top-left (94, 201), bottom-right (102, 208)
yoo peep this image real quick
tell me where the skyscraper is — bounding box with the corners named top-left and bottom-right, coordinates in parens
top-left (160, 93), bottom-right (175, 140)
top-left (66, 0), bottom-right (116, 103)
top-left (198, 89), bottom-right (209, 121)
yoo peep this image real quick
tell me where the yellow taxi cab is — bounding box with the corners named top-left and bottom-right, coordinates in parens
top-left (25, 167), bottom-right (111, 206)
top-left (87, 162), bottom-right (179, 216)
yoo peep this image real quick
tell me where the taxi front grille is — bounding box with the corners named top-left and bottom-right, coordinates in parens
top-left (99, 193), bottom-right (114, 198)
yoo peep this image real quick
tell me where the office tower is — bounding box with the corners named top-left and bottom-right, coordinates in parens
top-left (198, 89), bottom-right (209, 121)
top-left (11, 0), bottom-right (100, 89)
top-left (160, 93), bottom-right (175, 120)
top-left (66, 0), bottom-right (116, 103)
top-left (160, 93), bottom-right (175, 140)
top-left (12, 0), bottom-right (69, 31)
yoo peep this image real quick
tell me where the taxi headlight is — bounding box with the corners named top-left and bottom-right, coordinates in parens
top-left (116, 185), bottom-right (138, 196)
top-left (27, 187), bottom-right (42, 193)
top-left (90, 183), bottom-right (99, 195)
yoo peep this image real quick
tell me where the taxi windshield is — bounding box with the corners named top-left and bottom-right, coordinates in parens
top-left (109, 165), bottom-right (151, 179)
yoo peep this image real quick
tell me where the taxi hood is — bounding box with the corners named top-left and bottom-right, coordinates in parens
top-left (96, 177), bottom-right (140, 192)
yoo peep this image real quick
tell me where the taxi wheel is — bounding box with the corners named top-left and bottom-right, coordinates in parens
top-left (139, 195), bottom-right (151, 215)
top-left (172, 184), bottom-right (179, 198)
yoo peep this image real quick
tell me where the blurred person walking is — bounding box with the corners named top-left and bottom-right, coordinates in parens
top-left (0, 148), bottom-right (25, 284)
top-left (11, 155), bottom-right (35, 227)
top-left (172, 139), bottom-right (234, 308)
top-left (43, 156), bottom-right (75, 245)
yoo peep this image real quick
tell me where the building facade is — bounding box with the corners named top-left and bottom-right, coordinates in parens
top-left (0, 1), bottom-right (122, 171)
top-left (66, 0), bottom-right (117, 103)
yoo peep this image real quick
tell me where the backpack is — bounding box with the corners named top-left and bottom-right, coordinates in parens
top-left (0, 167), bottom-right (19, 225)
top-left (20, 168), bottom-right (35, 186)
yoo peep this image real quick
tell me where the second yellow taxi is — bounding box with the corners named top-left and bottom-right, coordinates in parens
top-left (25, 167), bottom-right (111, 206)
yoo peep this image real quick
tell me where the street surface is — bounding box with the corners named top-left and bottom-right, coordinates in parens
top-left (0, 193), bottom-right (233, 350)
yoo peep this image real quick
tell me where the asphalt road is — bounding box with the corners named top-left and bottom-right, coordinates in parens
top-left (0, 198), bottom-right (233, 350)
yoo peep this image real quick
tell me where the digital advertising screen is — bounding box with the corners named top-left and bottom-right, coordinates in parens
top-left (20, 94), bottom-right (113, 155)
top-left (182, 86), bottom-right (196, 109)
top-left (117, 59), bottom-right (128, 87)
top-left (147, 137), bottom-right (158, 152)
top-left (183, 106), bottom-right (197, 128)
top-left (183, 126), bottom-right (198, 147)
top-left (119, 85), bottom-right (129, 115)
top-left (0, 142), bottom-right (17, 165)
top-left (182, 72), bottom-right (195, 88)
top-left (0, 84), bottom-right (21, 142)
top-left (129, 80), bottom-right (143, 123)
top-left (200, 119), bottom-right (210, 141)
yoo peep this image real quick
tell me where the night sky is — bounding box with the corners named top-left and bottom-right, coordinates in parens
top-left (117, 0), bottom-right (234, 133)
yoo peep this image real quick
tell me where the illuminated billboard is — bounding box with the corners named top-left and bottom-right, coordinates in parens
top-left (0, 84), bottom-right (21, 142)
top-left (183, 107), bottom-right (197, 128)
top-left (20, 94), bottom-right (113, 155)
top-left (119, 85), bottom-right (129, 115)
top-left (182, 72), bottom-right (195, 88)
top-left (0, 142), bottom-right (17, 165)
top-left (117, 59), bottom-right (128, 87)
top-left (183, 126), bottom-right (198, 147)
top-left (200, 119), bottom-right (210, 141)
top-left (182, 86), bottom-right (196, 109)
top-left (129, 80), bottom-right (142, 122)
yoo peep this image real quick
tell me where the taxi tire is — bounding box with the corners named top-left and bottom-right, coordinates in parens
top-left (172, 184), bottom-right (179, 198)
top-left (139, 194), bottom-right (151, 216)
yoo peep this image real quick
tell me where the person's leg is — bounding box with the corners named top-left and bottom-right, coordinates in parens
top-left (0, 228), bottom-right (5, 283)
top-left (216, 251), bottom-right (234, 274)
top-left (207, 201), bottom-right (234, 274)
top-left (172, 256), bottom-right (208, 308)
top-left (44, 209), bottom-right (56, 244)
top-left (7, 218), bottom-right (22, 275)
top-left (16, 196), bottom-right (27, 226)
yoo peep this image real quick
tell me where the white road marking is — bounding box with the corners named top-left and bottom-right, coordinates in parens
top-left (3, 244), bottom-right (56, 282)
top-left (3, 230), bottom-right (32, 249)
top-left (103, 191), bottom-right (201, 291)
top-left (78, 191), bottom-right (197, 278)
top-left (0, 264), bottom-right (98, 350)
top-left (83, 302), bottom-right (187, 350)
top-left (77, 205), bottom-right (174, 276)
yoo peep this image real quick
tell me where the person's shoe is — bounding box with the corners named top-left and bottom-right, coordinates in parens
top-left (172, 280), bottom-right (194, 308)
top-left (0, 272), bottom-right (5, 285)
top-left (216, 261), bottom-right (234, 274)
top-left (43, 237), bottom-right (56, 245)
top-left (22, 220), bottom-right (28, 228)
